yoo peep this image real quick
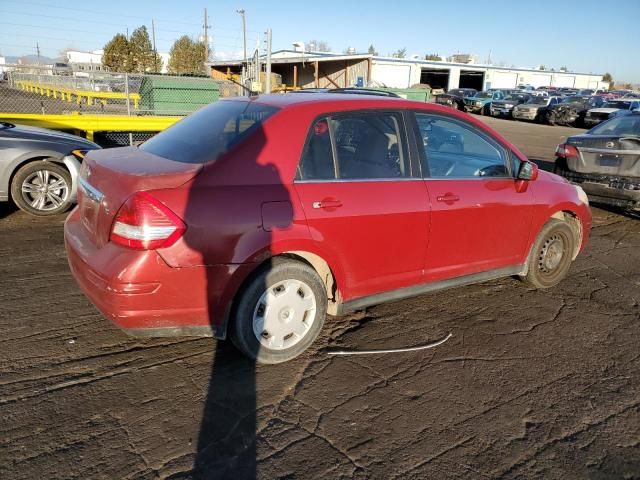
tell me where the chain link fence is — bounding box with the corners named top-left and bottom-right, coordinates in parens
top-left (0, 65), bottom-right (241, 146)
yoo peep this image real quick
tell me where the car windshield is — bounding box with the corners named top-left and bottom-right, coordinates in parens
top-left (475, 92), bottom-right (493, 98)
top-left (590, 115), bottom-right (640, 136)
top-left (562, 97), bottom-right (586, 104)
top-left (603, 101), bottom-right (631, 109)
top-left (140, 100), bottom-right (278, 164)
top-left (528, 97), bottom-right (548, 105)
top-left (503, 95), bottom-right (522, 101)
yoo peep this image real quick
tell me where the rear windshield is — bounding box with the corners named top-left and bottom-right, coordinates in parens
top-left (590, 115), bottom-right (640, 136)
top-left (140, 100), bottom-right (278, 164)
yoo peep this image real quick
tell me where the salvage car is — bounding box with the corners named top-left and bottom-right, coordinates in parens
top-left (0, 122), bottom-right (100, 215)
top-left (554, 112), bottom-right (640, 211)
top-left (463, 89), bottom-right (507, 115)
top-left (65, 94), bottom-right (592, 364)
top-left (434, 88), bottom-right (478, 111)
top-left (584, 99), bottom-right (640, 127)
top-left (489, 93), bottom-right (531, 118)
top-left (512, 96), bottom-right (564, 122)
top-left (545, 95), bottom-right (606, 126)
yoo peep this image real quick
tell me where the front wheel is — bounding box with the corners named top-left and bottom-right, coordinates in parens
top-left (10, 161), bottom-right (73, 216)
top-left (230, 259), bottom-right (327, 364)
top-left (521, 219), bottom-right (576, 289)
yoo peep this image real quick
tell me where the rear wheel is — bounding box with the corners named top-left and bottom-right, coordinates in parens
top-left (230, 259), bottom-right (327, 364)
top-left (10, 161), bottom-right (72, 216)
top-left (522, 219), bottom-right (576, 289)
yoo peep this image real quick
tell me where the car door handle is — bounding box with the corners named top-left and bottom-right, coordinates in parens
top-left (312, 199), bottom-right (342, 209)
top-left (436, 194), bottom-right (460, 203)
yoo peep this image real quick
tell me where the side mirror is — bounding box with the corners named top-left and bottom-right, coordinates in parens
top-left (517, 161), bottom-right (539, 181)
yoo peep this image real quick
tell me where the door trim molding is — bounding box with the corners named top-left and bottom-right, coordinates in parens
top-left (336, 264), bottom-right (525, 314)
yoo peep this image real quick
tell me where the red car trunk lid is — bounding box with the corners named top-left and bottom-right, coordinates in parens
top-left (78, 147), bottom-right (201, 248)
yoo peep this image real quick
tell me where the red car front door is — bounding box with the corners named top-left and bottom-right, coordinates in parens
top-left (294, 111), bottom-right (430, 301)
top-left (414, 112), bottom-right (534, 282)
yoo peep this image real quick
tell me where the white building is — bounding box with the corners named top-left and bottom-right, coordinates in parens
top-left (207, 50), bottom-right (608, 92)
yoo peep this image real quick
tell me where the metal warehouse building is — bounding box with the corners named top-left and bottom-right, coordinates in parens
top-left (207, 50), bottom-right (607, 91)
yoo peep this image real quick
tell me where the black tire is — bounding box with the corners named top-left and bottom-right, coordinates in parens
top-left (521, 219), bottom-right (576, 289)
top-left (482, 104), bottom-right (490, 116)
top-left (230, 259), bottom-right (327, 364)
top-left (553, 157), bottom-right (568, 175)
top-left (10, 161), bottom-right (73, 216)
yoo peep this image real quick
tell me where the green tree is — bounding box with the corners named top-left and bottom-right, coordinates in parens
top-left (129, 26), bottom-right (162, 73)
top-left (425, 53), bottom-right (440, 61)
top-left (102, 33), bottom-right (131, 72)
top-left (538, 65), bottom-right (546, 70)
top-left (393, 48), bottom-right (406, 58)
top-left (602, 72), bottom-right (614, 89)
top-left (167, 36), bottom-right (206, 75)
top-left (367, 44), bottom-right (378, 55)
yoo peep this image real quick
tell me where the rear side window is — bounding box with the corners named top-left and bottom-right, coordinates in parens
top-left (416, 113), bottom-right (509, 178)
top-left (297, 112), bottom-right (409, 181)
top-left (140, 101), bottom-right (278, 164)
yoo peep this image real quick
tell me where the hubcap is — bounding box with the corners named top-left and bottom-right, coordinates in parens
top-left (538, 234), bottom-right (565, 273)
top-left (21, 169), bottom-right (69, 212)
top-left (253, 279), bottom-right (317, 351)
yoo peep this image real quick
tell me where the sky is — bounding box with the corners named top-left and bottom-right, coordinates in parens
top-left (0, 0), bottom-right (638, 82)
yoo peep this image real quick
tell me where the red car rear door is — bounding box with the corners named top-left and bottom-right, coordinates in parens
top-left (413, 112), bottom-right (534, 282)
top-left (294, 111), bottom-right (430, 301)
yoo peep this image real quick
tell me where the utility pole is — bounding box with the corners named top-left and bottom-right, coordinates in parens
top-left (237, 9), bottom-right (247, 85)
top-left (203, 8), bottom-right (210, 63)
top-left (265, 28), bottom-right (272, 94)
top-left (151, 19), bottom-right (158, 73)
top-left (36, 42), bottom-right (40, 65)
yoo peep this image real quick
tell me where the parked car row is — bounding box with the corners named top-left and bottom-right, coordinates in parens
top-left (435, 87), bottom-right (640, 128)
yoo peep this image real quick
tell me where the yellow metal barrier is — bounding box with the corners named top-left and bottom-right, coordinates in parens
top-left (15, 80), bottom-right (141, 109)
top-left (0, 112), bottom-right (181, 141)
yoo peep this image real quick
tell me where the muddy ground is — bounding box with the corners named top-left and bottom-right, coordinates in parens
top-left (1, 118), bottom-right (639, 479)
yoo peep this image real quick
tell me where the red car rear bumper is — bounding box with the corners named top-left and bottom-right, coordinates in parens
top-left (64, 208), bottom-right (243, 338)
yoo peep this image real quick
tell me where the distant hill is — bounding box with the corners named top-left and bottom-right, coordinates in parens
top-left (3, 54), bottom-right (59, 65)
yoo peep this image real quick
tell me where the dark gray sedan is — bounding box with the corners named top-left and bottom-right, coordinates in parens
top-left (554, 112), bottom-right (640, 211)
top-left (0, 122), bottom-right (99, 216)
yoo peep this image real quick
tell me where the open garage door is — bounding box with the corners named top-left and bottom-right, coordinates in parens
top-left (420, 68), bottom-right (450, 90)
top-left (460, 70), bottom-right (484, 90)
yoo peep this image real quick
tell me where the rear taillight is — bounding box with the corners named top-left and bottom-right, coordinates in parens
top-left (555, 143), bottom-right (579, 158)
top-left (110, 192), bottom-right (186, 250)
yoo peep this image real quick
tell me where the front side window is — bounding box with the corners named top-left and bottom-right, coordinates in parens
top-left (416, 113), bottom-right (510, 178)
top-left (297, 112), bottom-right (409, 181)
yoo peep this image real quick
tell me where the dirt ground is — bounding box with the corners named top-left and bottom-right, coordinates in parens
top-left (1, 117), bottom-right (639, 480)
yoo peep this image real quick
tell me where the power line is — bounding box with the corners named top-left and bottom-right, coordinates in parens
top-left (0, 2), bottom-right (261, 34)
top-left (0, 21), bottom-right (248, 42)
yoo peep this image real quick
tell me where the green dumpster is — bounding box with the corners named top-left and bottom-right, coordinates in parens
top-left (378, 87), bottom-right (431, 102)
top-left (138, 76), bottom-right (221, 115)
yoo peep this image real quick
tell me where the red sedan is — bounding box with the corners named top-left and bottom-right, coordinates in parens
top-left (64, 93), bottom-right (592, 363)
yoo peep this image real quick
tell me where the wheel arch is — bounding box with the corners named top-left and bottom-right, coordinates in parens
top-left (6, 153), bottom-right (68, 203)
top-left (523, 209), bottom-right (582, 274)
top-left (550, 209), bottom-right (583, 260)
top-left (219, 249), bottom-right (343, 338)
